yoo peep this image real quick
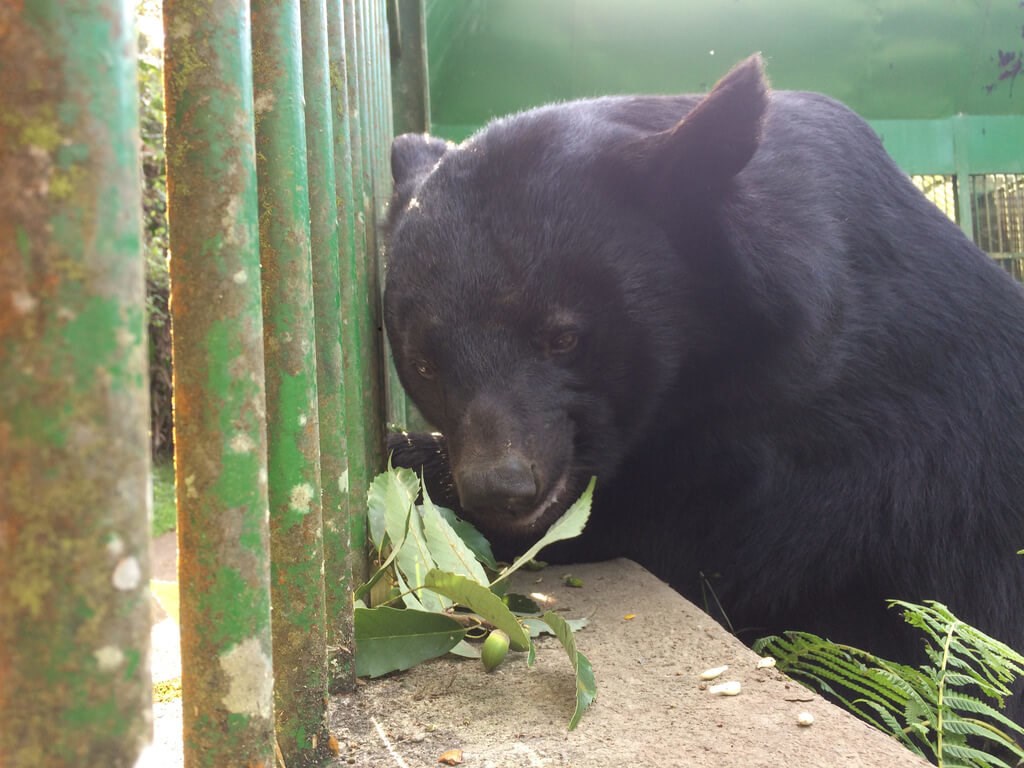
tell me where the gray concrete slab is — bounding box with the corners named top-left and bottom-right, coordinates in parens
top-left (328, 559), bottom-right (929, 768)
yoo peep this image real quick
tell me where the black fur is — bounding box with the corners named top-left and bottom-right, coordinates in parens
top-left (384, 55), bottom-right (1024, 718)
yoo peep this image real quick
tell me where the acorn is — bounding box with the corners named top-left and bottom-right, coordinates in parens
top-left (481, 630), bottom-right (511, 672)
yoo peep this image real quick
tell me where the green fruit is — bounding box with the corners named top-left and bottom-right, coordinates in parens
top-left (481, 630), bottom-right (510, 672)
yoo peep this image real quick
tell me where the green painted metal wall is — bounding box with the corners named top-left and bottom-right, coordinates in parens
top-left (423, 0), bottom-right (1024, 173)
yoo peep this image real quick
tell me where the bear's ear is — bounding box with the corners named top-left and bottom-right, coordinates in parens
top-left (631, 54), bottom-right (768, 204)
top-left (391, 133), bottom-right (449, 186)
top-left (389, 133), bottom-right (450, 215)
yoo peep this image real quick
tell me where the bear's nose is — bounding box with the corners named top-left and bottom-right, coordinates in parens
top-left (455, 453), bottom-right (538, 515)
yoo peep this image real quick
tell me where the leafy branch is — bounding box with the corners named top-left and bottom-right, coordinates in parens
top-left (355, 467), bottom-right (598, 729)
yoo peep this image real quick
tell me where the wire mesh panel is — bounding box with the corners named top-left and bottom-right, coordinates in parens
top-left (910, 174), bottom-right (958, 223)
top-left (971, 174), bottom-right (1024, 280)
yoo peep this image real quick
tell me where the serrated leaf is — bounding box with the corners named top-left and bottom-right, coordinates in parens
top-left (942, 742), bottom-right (1015, 768)
top-left (420, 487), bottom-right (489, 586)
top-left (393, 567), bottom-right (427, 611)
top-left (493, 477), bottom-right (595, 586)
top-left (395, 497), bottom-right (449, 613)
top-left (449, 639), bottom-right (482, 659)
top-left (541, 610), bottom-right (596, 730)
top-left (522, 616), bottom-right (589, 638)
top-left (504, 593), bottom-right (542, 615)
top-left (434, 505), bottom-right (498, 570)
top-left (423, 570), bottom-right (531, 652)
top-left (366, 466), bottom-right (420, 550)
top-left (384, 467), bottom-right (422, 548)
top-left (355, 606), bottom-right (466, 678)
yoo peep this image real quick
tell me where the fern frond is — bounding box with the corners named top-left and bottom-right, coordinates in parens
top-left (940, 741), bottom-right (1015, 768)
top-left (757, 600), bottom-right (1024, 768)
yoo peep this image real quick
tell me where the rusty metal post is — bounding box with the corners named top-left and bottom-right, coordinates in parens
top-left (251, 0), bottom-right (333, 762)
top-left (0, 2), bottom-right (152, 765)
top-left (303, 0), bottom-right (359, 695)
top-left (163, 1), bottom-right (277, 765)
top-left (333, 0), bottom-right (376, 601)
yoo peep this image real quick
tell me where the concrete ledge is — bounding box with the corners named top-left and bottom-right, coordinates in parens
top-left (329, 559), bottom-right (929, 767)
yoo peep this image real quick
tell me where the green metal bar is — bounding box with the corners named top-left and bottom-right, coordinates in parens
top-left (251, 0), bottom-right (332, 763)
top-left (375, 0), bottom-right (406, 430)
top-left (341, 0), bottom-right (379, 586)
top-left (354, 0), bottom-right (395, 445)
top-left (391, 0), bottom-right (431, 135)
top-left (162, 2), bottom-right (276, 766)
top-left (308, 0), bottom-right (360, 694)
top-left (0, 3), bottom-right (151, 765)
top-left (325, 2), bottom-right (368, 686)
top-left (952, 115), bottom-right (976, 241)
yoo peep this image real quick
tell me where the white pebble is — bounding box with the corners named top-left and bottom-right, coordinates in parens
top-left (700, 665), bottom-right (729, 680)
top-left (797, 711), bottom-right (815, 726)
top-left (756, 656), bottom-right (777, 669)
top-left (708, 680), bottom-right (742, 696)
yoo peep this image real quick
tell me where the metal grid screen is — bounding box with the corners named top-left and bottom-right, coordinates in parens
top-left (911, 174), bottom-right (958, 223)
top-left (910, 173), bottom-right (1024, 281)
top-left (971, 174), bottom-right (1024, 279)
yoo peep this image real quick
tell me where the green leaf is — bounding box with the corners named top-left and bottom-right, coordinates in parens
top-left (942, 742), bottom-right (1015, 768)
top-left (423, 570), bottom-right (531, 652)
top-left (366, 466), bottom-right (420, 550)
top-left (522, 616), bottom-right (589, 638)
top-left (434, 505), bottom-right (499, 570)
top-left (355, 606), bottom-right (466, 678)
top-left (504, 593), bottom-right (543, 615)
top-left (394, 494), bottom-right (448, 613)
top-left (420, 487), bottom-right (490, 586)
top-left (449, 639), bottom-right (482, 659)
top-left (541, 610), bottom-right (596, 730)
top-left (492, 477), bottom-right (596, 586)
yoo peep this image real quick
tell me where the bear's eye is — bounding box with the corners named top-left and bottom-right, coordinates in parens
top-left (547, 329), bottom-right (579, 355)
top-left (412, 359), bottom-right (436, 379)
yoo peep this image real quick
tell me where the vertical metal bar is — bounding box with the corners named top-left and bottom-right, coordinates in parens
top-left (163, 2), bottom-right (276, 766)
top-left (341, 0), bottom-right (379, 585)
top-left (372, 0), bottom-right (407, 432)
top-left (310, 0), bottom-right (360, 693)
top-left (354, 0), bottom-right (394, 449)
top-left (390, 0), bottom-right (431, 136)
top-left (0, 3), bottom-right (152, 765)
top-left (367, 0), bottom-right (390, 464)
top-left (251, 0), bottom-right (332, 763)
top-left (952, 115), bottom-right (975, 242)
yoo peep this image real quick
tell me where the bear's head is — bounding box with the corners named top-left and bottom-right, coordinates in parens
top-left (384, 55), bottom-right (768, 541)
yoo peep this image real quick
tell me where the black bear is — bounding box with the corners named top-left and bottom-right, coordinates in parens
top-left (383, 54), bottom-right (1024, 716)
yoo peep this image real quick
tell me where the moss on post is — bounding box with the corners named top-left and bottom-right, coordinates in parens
top-left (0, 2), bottom-right (152, 765)
top-left (163, 1), bottom-right (277, 765)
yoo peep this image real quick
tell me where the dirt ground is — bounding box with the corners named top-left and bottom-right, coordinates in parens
top-left (147, 534), bottom-right (928, 768)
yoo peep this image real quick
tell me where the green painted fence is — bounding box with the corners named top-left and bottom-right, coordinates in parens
top-left (4, 0), bottom-right (1020, 763)
top-left (0, 3), bottom-right (152, 764)
top-left (1, 0), bottom-right (394, 764)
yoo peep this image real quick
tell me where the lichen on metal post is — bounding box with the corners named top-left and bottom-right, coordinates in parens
top-left (317, 0), bottom-right (362, 692)
top-left (163, 1), bottom-right (276, 765)
top-left (0, 2), bottom-right (152, 765)
top-left (349, 0), bottom-right (388, 480)
top-left (333, 0), bottom-right (375, 603)
top-left (251, 0), bottom-right (333, 763)
top-left (371, 0), bottom-right (405, 438)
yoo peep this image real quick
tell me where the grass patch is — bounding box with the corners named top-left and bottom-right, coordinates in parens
top-left (152, 457), bottom-right (176, 538)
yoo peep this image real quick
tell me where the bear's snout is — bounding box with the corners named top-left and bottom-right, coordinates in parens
top-left (454, 452), bottom-right (538, 516)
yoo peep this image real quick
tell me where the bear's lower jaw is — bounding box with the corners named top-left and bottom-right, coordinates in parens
top-left (472, 467), bottom-right (574, 539)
